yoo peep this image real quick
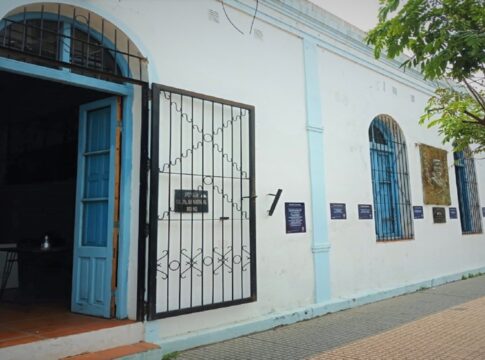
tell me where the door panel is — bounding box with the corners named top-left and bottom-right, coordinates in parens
top-left (71, 97), bottom-right (117, 318)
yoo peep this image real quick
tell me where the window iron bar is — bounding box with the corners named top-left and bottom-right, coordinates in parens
top-left (0, 15), bottom-right (147, 84)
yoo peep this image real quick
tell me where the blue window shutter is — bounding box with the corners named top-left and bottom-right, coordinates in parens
top-left (454, 150), bottom-right (482, 234)
top-left (369, 116), bottom-right (413, 241)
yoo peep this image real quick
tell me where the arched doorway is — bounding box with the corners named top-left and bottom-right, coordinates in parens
top-left (0, 2), bottom-right (148, 327)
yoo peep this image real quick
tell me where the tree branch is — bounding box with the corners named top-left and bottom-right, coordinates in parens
top-left (463, 79), bottom-right (485, 112)
top-left (463, 110), bottom-right (485, 126)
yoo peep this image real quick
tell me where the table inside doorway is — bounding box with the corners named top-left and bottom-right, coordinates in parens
top-left (0, 246), bottom-right (71, 302)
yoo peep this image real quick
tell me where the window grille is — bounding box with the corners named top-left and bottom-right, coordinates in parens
top-left (454, 149), bottom-right (482, 234)
top-left (369, 115), bottom-right (413, 241)
top-left (0, 4), bottom-right (147, 85)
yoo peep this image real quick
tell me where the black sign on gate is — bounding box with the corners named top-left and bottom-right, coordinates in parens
top-left (174, 190), bottom-right (208, 213)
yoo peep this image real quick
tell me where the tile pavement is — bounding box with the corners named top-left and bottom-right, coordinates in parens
top-left (311, 295), bottom-right (485, 360)
top-left (179, 275), bottom-right (485, 360)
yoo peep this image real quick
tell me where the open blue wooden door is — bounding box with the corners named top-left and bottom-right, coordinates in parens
top-left (71, 97), bottom-right (118, 318)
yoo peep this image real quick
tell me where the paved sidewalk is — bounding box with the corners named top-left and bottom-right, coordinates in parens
top-left (179, 275), bottom-right (485, 360)
top-left (311, 295), bottom-right (485, 360)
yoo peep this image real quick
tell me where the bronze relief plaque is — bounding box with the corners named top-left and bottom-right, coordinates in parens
top-left (420, 144), bottom-right (451, 205)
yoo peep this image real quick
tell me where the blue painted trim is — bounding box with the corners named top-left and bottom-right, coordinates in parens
top-left (302, 38), bottom-right (331, 303)
top-left (116, 92), bottom-right (134, 319)
top-left (0, 57), bottom-right (131, 95)
top-left (145, 266), bottom-right (485, 355)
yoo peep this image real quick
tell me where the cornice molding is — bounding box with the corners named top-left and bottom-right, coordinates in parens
top-left (225, 0), bottom-right (438, 96)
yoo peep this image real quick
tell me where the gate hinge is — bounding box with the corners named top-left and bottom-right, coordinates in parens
top-left (144, 301), bottom-right (149, 316)
top-left (145, 223), bottom-right (150, 238)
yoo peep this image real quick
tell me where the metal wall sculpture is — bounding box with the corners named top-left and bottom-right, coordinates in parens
top-left (419, 144), bottom-right (451, 205)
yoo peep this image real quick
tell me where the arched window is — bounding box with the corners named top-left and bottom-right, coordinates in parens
top-left (454, 149), bottom-right (482, 234)
top-left (0, 4), bottom-right (147, 83)
top-left (0, 18), bottom-right (121, 77)
top-left (369, 115), bottom-right (413, 241)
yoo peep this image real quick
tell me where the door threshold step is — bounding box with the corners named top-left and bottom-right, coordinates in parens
top-left (0, 322), bottom-right (144, 360)
top-left (63, 341), bottom-right (160, 360)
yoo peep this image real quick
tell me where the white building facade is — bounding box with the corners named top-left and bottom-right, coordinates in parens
top-left (0, 0), bottom-right (484, 358)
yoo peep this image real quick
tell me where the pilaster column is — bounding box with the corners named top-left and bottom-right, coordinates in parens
top-left (303, 38), bottom-right (331, 303)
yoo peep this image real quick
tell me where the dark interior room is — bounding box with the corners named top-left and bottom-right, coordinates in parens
top-left (0, 70), bottom-right (109, 303)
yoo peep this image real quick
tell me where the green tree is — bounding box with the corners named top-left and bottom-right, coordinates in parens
top-left (366, 0), bottom-right (485, 152)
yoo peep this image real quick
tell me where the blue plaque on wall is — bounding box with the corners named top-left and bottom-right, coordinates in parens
top-left (358, 204), bottom-right (373, 219)
top-left (330, 203), bottom-right (346, 220)
top-left (285, 203), bottom-right (306, 234)
top-left (413, 206), bottom-right (424, 219)
top-left (449, 207), bottom-right (458, 219)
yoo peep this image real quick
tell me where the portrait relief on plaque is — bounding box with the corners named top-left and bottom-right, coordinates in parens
top-left (420, 144), bottom-right (451, 205)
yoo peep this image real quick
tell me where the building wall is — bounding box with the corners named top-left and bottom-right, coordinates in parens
top-left (0, 0), bottom-right (315, 336)
top-left (0, 0), bottom-right (484, 348)
top-left (319, 49), bottom-right (485, 300)
top-left (132, 0), bottom-right (316, 338)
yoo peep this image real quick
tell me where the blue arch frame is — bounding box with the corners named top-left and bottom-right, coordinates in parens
top-left (0, 10), bottom-right (136, 319)
top-left (369, 117), bottom-right (403, 239)
top-left (1, 11), bottom-right (131, 77)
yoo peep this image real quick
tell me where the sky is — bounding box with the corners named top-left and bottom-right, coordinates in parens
top-left (308, 0), bottom-right (381, 31)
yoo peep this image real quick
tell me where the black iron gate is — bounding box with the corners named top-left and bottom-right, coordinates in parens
top-left (147, 84), bottom-right (256, 320)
